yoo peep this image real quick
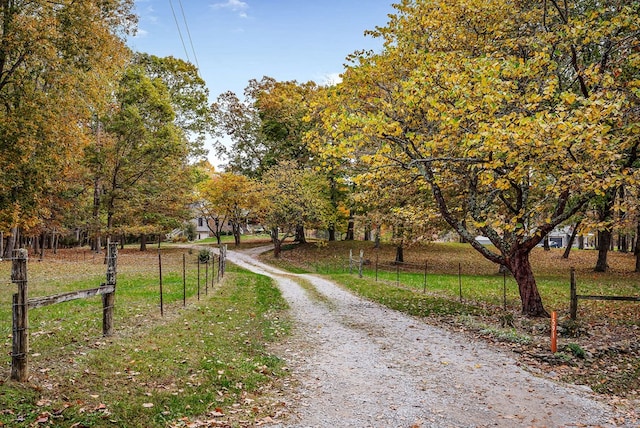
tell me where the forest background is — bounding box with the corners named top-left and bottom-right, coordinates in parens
top-left (0, 0), bottom-right (639, 317)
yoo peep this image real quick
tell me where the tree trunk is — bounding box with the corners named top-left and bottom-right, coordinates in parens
top-left (595, 229), bottom-right (611, 272)
top-left (271, 228), bottom-right (282, 258)
top-left (4, 227), bottom-right (18, 258)
top-left (363, 222), bottom-right (371, 241)
top-left (140, 234), bottom-right (147, 251)
top-left (374, 227), bottom-right (380, 249)
top-left (507, 249), bottom-right (549, 317)
top-left (39, 233), bottom-right (44, 260)
top-left (543, 235), bottom-right (550, 251)
top-left (578, 235), bottom-right (584, 249)
top-left (562, 221), bottom-right (581, 259)
top-left (233, 223), bottom-right (241, 246)
top-left (395, 245), bottom-right (404, 263)
top-left (635, 217), bottom-right (640, 272)
top-left (345, 211), bottom-right (354, 241)
top-left (295, 225), bottom-right (306, 244)
top-left (328, 225), bottom-right (336, 242)
top-left (595, 189), bottom-right (615, 272)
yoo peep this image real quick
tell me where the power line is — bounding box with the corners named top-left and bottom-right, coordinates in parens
top-left (177, 0), bottom-right (200, 70)
top-left (168, 0), bottom-right (190, 63)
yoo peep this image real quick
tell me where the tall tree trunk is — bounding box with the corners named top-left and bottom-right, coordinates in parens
top-left (543, 235), bottom-right (550, 251)
top-left (140, 234), bottom-right (147, 251)
top-left (271, 227), bottom-right (282, 258)
top-left (595, 229), bottom-right (611, 272)
top-left (562, 220), bottom-right (582, 259)
top-left (595, 189), bottom-right (615, 272)
top-left (295, 225), bottom-right (306, 244)
top-left (374, 227), bottom-right (380, 249)
top-left (39, 232), bottom-right (44, 260)
top-left (507, 248), bottom-right (549, 317)
top-left (345, 211), bottom-right (354, 241)
top-left (363, 220), bottom-right (371, 241)
top-left (4, 227), bottom-right (18, 258)
top-left (328, 225), bottom-right (336, 242)
top-left (233, 223), bottom-right (241, 246)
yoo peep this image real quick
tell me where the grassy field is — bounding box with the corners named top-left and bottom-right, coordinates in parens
top-left (1, 239), bottom-right (639, 427)
top-left (0, 246), bottom-right (289, 427)
top-left (262, 240), bottom-right (640, 322)
top-left (260, 239), bottom-right (640, 399)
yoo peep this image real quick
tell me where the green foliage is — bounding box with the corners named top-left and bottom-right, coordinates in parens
top-left (479, 327), bottom-right (532, 345)
top-left (198, 248), bottom-right (211, 263)
top-left (565, 343), bottom-right (586, 359)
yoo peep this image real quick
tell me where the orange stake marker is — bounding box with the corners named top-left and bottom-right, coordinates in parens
top-left (550, 311), bottom-right (558, 353)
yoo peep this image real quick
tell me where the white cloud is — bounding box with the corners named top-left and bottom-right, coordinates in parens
top-left (211, 0), bottom-right (249, 18)
top-left (133, 28), bottom-right (149, 38)
top-left (320, 73), bottom-right (342, 86)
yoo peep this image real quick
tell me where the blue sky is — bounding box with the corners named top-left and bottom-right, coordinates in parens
top-left (128, 0), bottom-right (395, 166)
top-left (129, 0), bottom-right (394, 99)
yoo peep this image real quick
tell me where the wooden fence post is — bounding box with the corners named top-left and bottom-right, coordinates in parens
top-left (11, 249), bottom-right (29, 382)
top-left (102, 243), bottom-right (117, 336)
top-left (570, 267), bottom-right (577, 320)
top-left (158, 250), bottom-right (164, 316)
top-left (358, 249), bottom-right (364, 278)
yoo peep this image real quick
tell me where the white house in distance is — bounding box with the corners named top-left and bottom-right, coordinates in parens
top-left (475, 225), bottom-right (593, 248)
top-left (193, 216), bottom-right (210, 240)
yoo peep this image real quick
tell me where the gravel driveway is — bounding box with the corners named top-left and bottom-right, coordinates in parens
top-left (226, 247), bottom-right (630, 428)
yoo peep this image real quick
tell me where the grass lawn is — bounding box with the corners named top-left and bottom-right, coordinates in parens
top-left (0, 246), bottom-right (289, 427)
top-left (1, 239), bottom-right (639, 426)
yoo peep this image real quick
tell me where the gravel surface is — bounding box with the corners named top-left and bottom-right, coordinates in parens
top-left (227, 247), bottom-right (631, 428)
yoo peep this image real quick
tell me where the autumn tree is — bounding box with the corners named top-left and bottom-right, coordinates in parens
top-left (260, 161), bottom-right (332, 257)
top-left (351, 166), bottom-right (445, 261)
top-left (197, 172), bottom-right (260, 246)
top-left (90, 64), bottom-right (192, 246)
top-left (0, 0), bottom-right (134, 256)
top-left (211, 88), bottom-right (269, 178)
top-left (313, 0), bottom-right (639, 316)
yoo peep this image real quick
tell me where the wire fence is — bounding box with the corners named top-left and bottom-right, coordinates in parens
top-left (345, 249), bottom-right (518, 311)
top-left (1, 245), bottom-right (227, 380)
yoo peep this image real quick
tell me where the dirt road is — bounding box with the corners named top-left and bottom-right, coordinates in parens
top-left (226, 247), bottom-right (630, 428)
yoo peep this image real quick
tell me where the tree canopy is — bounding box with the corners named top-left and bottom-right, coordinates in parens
top-left (311, 0), bottom-right (640, 316)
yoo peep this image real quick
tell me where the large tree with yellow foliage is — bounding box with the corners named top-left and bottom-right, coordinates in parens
top-left (312, 0), bottom-right (639, 316)
top-left (0, 0), bottom-right (135, 255)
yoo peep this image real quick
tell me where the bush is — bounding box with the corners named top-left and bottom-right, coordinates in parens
top-left (198, 249), bottom-right (211, 263)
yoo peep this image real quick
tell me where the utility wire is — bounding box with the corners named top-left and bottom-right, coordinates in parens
top-left (178, 0), bottom-right (200, 70)
top-left (169, 0), bottom-right (191, 63)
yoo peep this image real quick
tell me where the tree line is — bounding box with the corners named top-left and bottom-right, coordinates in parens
top-left (206, 1), bottom-right (640, 317)
top-left (0, 1), bottom-right (212, 257)
top-left (1, 1), bottom-right (639, 318)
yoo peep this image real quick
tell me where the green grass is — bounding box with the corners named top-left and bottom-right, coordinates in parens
top-left (0, 249), bottom-right (290, 427)
top-left (261, 240), bottom-right (640, 323)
